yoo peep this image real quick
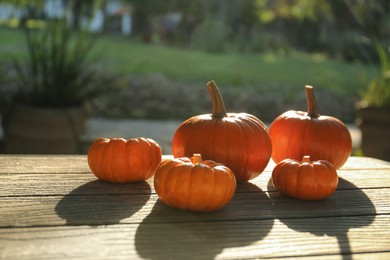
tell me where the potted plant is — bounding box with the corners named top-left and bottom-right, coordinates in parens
top-left (2, 20), bottom-right (111, 154)
top-left (355, 40), bottom-right (390, 161)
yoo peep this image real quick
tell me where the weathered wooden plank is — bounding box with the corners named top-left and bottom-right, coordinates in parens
top-left (1, 169), bottom-right (389, 197)
top-left (1, 156), bottom-right (389, 175)
top-left (0, 155), bottom-right (90, 174)
top-left (284, 252), bottom-right (390, 260)
top-left (0, 187), bottom-right (386, 227)
top-left (0, 155), bottom-right (172, 174)
top-left (0, 174), bottom-right (153, 196)
top-left (341, 156), bottom-right (390, 170)
top-left (0, 215), bottom-right (389, 260)
top-left (290, 252), bottom-right (390, 260)
top-left (0, 155), bottom-right (388, 260)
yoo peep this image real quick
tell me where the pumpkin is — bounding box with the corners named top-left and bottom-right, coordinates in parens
top-left (88, 137), bottom-right (162, 183)
top-left (154, 154), bottom-right (236, 212)
top-left (172, 80), bottom-right (272, 182)
top-left (269, 85), bottom-right (352, 169)
top-left (272, 155), bottom-right (338, 200)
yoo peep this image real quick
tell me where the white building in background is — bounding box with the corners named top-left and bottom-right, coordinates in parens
top-left (0, 0), bottom-right (132, 35)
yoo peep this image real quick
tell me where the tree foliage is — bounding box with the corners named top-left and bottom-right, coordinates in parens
top-left (2, 0), bottom-right (389, 62)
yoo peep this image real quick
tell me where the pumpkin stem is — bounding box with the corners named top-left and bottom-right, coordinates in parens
top-left (302, 155), bottom-right (311, 163)
top-left (207, 80), bottom-right (227, 118)
top-left (305, 85), bottom-right (320, 118)
top-left (191, 154), bottom-right (203, 164)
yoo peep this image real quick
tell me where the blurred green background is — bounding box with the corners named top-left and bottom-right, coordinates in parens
top-left (0, 0), bottom-right (388, 123)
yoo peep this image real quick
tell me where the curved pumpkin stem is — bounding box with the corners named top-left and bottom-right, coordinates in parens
top-left (191, 154), bottom-right (203, 164)
top-left (305, 85), bottom-right (320, 118)
top-left (207, 80), bottom-right (227, 118)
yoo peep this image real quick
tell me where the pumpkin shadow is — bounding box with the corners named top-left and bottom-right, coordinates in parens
top-left (135, 182), bottom-right (274, 259)
top-left (267, 178), bottom-right (376, 260)
top-left (55, 180), bottom-right (151, 225)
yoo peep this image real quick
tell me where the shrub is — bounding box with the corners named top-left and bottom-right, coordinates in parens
top-left (191, 20), bottom-right (232, 53)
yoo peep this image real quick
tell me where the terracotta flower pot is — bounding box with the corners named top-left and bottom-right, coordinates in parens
top-left (2, 102), bottom-right (88, 154)
top-left (356, 101), bottom-right (390, 161)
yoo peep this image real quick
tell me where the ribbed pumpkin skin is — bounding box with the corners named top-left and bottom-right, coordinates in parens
top-left (272, 156), bottom-right (339, 200)
top-left (172, 114), bottom-right (271, 182)
top-left (269, 86), bottom-right (352, 169)
top-left (172, 81), bottom-right (271, 182)
top-left (88, 138), bottom-right (162, 183)
top-left (269, 111), bottom-right (352, 169)
top-left (154, 155), bottom-right (236, 212)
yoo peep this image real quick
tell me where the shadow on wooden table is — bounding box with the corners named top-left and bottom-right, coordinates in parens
top-left (55, 180), bottom-right (152, 225)
top-left (135, 182), bottom-right (274, 259)
top-left (268, 178), bottom-right (376, 260)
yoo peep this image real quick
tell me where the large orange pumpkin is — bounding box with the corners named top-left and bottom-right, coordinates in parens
top-left (172, 80), bottom-right (272, 182)
top-left (272, 155), bottom-right (339, 200)
top-left (88, 137), bottom-right (162, 183)
top-left (154, 154), bottom-right (236, 212)
top-left (269, 85), bottom-right (352, 169)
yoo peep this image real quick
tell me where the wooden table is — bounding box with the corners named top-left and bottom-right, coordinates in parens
top-left (0, 155), bottom-right (389, 259)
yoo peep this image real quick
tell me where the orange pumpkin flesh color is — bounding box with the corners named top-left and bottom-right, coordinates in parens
top-left (154, 154), bottom-right (236, 212)
top-left (269, 85), bottom-right (352, 169)
top-left (172, 80), bottom-right (272, 182)
top-left (88, 137), bottom-right (162, 183)
top-left (272, 155), bottom-right (338, 200)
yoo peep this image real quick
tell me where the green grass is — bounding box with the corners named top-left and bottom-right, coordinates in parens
top-left (0, 27), bottom-right (376, 97)
top-left (97, 36), bottom-right (376, 97)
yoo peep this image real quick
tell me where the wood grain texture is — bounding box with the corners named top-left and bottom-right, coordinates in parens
top-left (1, 169), bottom-right (390, 197)
top-left (0, 187), bottom-right (386, 227)
top-left (0, 155), bottom-right (173, 175)
top-left (0, 155), bottom-right (90, 174)
top-left (0, 155), bottom-right (389, 259)
top-left (0, 215), bottom-right (389, 260)
top-left (1, 155), bottom-right (389, 175)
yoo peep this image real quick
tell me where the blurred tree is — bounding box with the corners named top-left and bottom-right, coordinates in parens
top-left (334, 0), bottom-right (389, 62)
top-left (1, 0), bottom-right (44, 7)
top-left (122, 0), bottom-right (177, 41)
top-left (4, 0), bottom-right (388, 61)
top-left (66, 0), bottom-right (94, 30)
top-left (344, 0), bottom-right (390, 37)
top-left (254, 0), bottom-right (389, 61)
top-left (2, 0), bottom-right (107, 30)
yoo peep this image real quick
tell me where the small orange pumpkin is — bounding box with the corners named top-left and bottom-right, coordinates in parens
top-left (269, 85), bottom-right (352, 169)
top-left (272, 155), bottom-right (338, 200)
top-left (172, 80), bottom-right (271, 182)
top-left (154, 154), bottom-right (236, 212)
top-left (88, 137), bottom-right (162, 183)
